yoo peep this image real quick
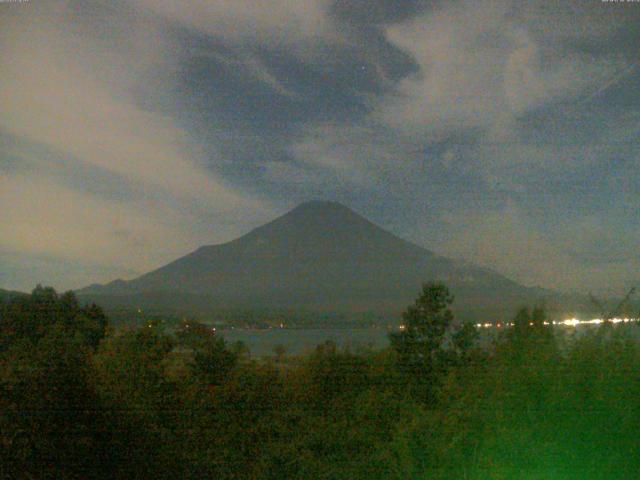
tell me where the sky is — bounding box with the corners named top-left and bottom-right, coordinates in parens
top-left (1, 0), bottom-right (639, 295)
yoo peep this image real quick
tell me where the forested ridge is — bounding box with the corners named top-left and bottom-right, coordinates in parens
top-left (1, 284), bottom-right (638, 479)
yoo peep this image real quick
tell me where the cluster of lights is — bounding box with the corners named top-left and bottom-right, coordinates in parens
top-left (473, 317), bottom-right (638, 329)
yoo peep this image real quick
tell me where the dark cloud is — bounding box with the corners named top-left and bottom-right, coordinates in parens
top-left (331, 0), bottom-right (427, 25)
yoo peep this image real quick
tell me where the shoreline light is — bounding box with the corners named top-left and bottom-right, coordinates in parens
top-left (474, 317), bottom-right (638, 329)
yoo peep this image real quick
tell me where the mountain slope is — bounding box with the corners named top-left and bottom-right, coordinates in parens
top-left (78, 201), bottom-right (550, 320)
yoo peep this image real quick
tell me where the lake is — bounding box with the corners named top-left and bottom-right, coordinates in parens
top-left (219, 327), bottom-right (392, 356)
top-left (218, 322), bottom-right (640, 357)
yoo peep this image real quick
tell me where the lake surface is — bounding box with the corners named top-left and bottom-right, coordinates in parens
top-left (219, 327), bottom-right (392, 356)
top-left (219, 327), bottom-right (500, 356)
top-left (218, 323), bottom-right (639, 357)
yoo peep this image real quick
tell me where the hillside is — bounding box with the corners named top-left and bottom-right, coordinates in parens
top-left (0, 288), bottom-right (27, 302)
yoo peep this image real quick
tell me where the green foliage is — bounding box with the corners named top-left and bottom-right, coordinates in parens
top-left (451, 319), bottom-right (480, 358)
top-left (93, 327), bottom-right (175, 413)
top-left (0, 291), bottom-right (108, 479)
top-left (0, 285), bottom-right (107, 350)
top-left (2, 284), bottom-right (640, 478)
top-left (273, 343), bottom-right (287, 362)
top-left (190, 335), bottom-right (238, 385)
top-left (389, 282), bottom-right (455, 373)
top-left (403, 310), bottom-right (640, 479)
top-left (388, 282), bottom-right (480, 403)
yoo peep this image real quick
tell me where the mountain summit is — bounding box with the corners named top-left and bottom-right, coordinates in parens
top-left (78, 201), bottom-right (545, 320)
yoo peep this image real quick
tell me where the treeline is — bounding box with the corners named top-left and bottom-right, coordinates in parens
top-left (109, 307), bottom-right (390, 330)
top-left (1, 284), bottom-right (639, 479)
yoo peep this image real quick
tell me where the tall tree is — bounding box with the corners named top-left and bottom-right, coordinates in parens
top-left (389, 282), bottom-right (454, 378)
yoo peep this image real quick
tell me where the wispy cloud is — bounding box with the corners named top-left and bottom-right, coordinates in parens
top-left (132, 0), bottom-right (336, 53)
top-left (0, 2), bottom-right (272, 289)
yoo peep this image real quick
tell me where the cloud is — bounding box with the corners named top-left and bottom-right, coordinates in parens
top-left (0, 248), bottom-right (141, 294)
top-left (0, 174), bottom-right (186, 270)
top-left (436, 202), bottom-right (639, 295)
top-left (0, 4), bottom-right (254, 209)
top-left (1, 0), bottom-right (637, 295)
top-left (131, 0), bottom-right (399, 90)
top-left (205, 51), bottom-right (299, 97)
top-left (281, 0), bottom-right (640, 293)
top-left (0, 1), bottom-right (273, 289)
top-left (133, 0), bottom-right (336, 52)
top-left (287, 123), bottom-right (400, 188)
top-left (376, 0), bottom-right (625, 140)
top-left (288, 0), bottom-right (628, 184)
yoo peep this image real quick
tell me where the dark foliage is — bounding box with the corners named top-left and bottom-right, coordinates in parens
top-left (1, 285), bottom-right (639, 479)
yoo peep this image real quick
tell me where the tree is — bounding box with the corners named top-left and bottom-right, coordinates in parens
top-left (389, 282), bottom-right (454, 377)
top-left (274, 344), bottom-right (287, 363)
top-left (451, 320), bottom-right (479, 361)
top-left (0, 286), bottom-right (107, 350)
top-left (92, 327), bottom-right (178, 478)
top-left (190, 336), bottom-right (238, 386)
top-left (506, 306), bottom-right (555, 354)
top-left (511, 306), bottom-right (532, 343)
top-left (0, 287), bottom-right (117, 478)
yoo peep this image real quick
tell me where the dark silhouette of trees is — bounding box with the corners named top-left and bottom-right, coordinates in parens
top-left (0, 287), bottom-right (109, 478)
top-left (388, 282), bottom-right (479, 398)
top-left (273, 344), bottom-right (287, 363)
top-left (0, 285), bottom-right (107, 350)
top-left (190, 335), bottom-right (238, 386)
top-left (389, 282), bottom-right (455, 374)
top-left (1, 284), bottom-right (639, 478)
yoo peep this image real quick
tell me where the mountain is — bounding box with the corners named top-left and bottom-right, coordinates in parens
top-left (78, 201), bottom-right (556, 322)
